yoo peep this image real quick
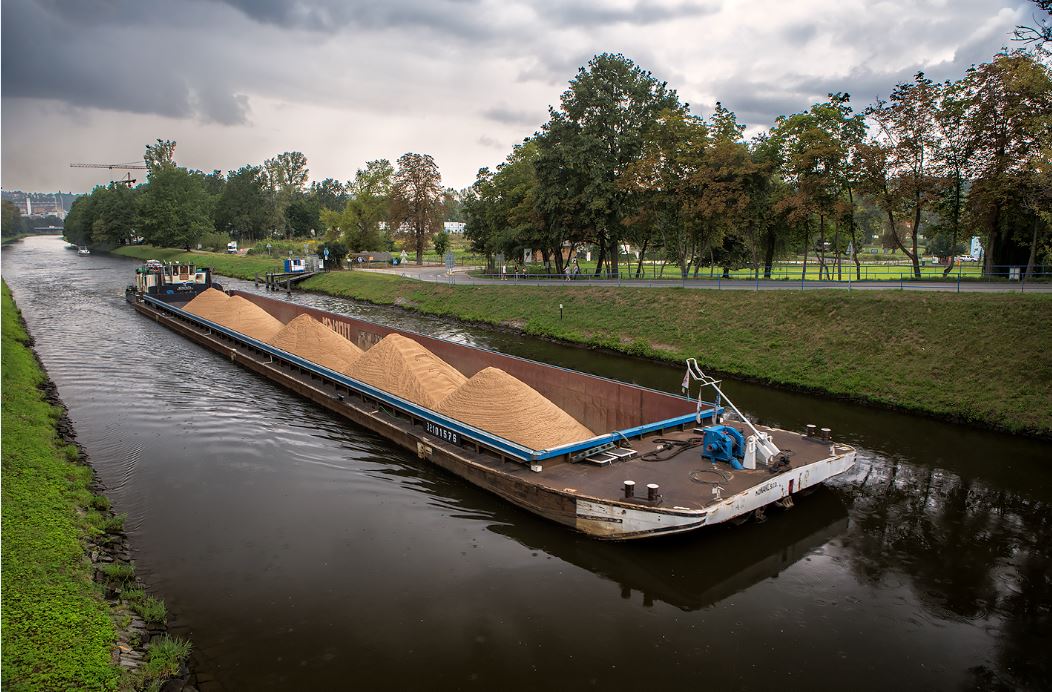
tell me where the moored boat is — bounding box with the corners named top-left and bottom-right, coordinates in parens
top-left (127, 264), bottom-right (856, 540)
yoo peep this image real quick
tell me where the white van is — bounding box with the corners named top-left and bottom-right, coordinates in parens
top-left (226, 241), bottom-right (238, 254)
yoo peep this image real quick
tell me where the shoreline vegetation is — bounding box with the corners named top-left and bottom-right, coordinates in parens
top-left (1, 281), bottom-right (192, 690)
top-left (112, 245), bottom-right (1052, 438)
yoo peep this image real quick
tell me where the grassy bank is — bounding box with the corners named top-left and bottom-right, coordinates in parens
top-left (301, 272), bottom-right (1052, 436)
top-left (111, 247), bottom-right (1052, 436)
top-left (2, 281), bottom-right (191, 689)
top-left (2, 281), bottom-right (121, 688)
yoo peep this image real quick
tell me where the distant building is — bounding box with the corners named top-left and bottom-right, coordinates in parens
top-left (444, 221), bottom-right (465, 234)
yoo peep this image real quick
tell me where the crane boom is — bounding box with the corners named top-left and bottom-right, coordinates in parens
top-left (70, 162), bottom-right (148, 169)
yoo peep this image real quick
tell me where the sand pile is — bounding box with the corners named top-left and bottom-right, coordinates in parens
top-left (268, 314), bottom-right (363, 374)
top-left (210, 295), bottom-right (284, 342)
top-left (436, 367), bottom-right (594, 450)
top-left (182, 288), bottom-right (230, 321)
top-left (346, 333), bottom-right (466, 408)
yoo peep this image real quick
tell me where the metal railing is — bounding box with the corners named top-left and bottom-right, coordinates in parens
top-left (469, 264), bottom-right (1051, 291)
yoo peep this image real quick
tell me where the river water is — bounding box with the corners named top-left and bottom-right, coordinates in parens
top-left (3, 236), bottom-right (1050, 691)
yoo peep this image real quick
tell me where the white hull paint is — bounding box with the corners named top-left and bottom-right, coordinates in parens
top-left (575, 448), bottom-right (856, 539)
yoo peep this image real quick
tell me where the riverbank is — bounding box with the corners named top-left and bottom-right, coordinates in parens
top-left (111, 246), bottom-right (1052, 437)
top-left (1, 281), bottom-right (193, 690)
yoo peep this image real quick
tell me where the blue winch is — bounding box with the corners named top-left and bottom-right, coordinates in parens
top-left (701, 425), bottom-right (746, 470)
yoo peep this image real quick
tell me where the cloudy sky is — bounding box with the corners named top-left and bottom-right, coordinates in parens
top-left (0, 0), bottom-right (1039, 193)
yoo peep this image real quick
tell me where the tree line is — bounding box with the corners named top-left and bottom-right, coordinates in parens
top-left (463, 49), bottom-right (1051, 279)
top-left (64, 143), bottom-right (458, 264)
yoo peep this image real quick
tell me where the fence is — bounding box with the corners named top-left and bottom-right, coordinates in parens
top-left (472, 263), bottom-right (1051, 292)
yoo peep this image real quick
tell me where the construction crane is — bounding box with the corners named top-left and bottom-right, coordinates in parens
top-left (70, 162), bottom-right (149, 187)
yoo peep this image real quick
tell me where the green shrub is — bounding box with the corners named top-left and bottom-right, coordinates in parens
top-left (100, 562), bottom-right (135, 584)
top-left (141, 636), bottom-right (191, 679)
top-left (246, 238), bottom-right (318, 257)
top-left (197, 231), bottom-right (232, 253)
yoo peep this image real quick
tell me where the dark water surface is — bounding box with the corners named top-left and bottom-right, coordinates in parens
top-left (4, 236), bottom-right (1050, 690)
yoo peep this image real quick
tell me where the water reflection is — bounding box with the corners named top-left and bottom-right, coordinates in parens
top-left (2, 236), bottom-right (1049, 690)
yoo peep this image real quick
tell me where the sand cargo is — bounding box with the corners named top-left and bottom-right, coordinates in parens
top-left (127, 264), bottom-right (855, 540)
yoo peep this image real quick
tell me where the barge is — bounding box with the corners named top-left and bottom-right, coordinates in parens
top-left (127, 263), bottom-right (856, 540)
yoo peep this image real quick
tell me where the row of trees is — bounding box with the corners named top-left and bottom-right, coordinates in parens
top-left (463, 49), bottom-right (1051, 279)
top-left (65, 142), bottom-right (457, 264)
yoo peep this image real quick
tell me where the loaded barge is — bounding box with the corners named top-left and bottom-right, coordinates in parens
top-left (128, 263), bottom-right (855, 540)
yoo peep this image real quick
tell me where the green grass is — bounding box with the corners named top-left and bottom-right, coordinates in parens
top-left (110, 248), bottom-right (1052, 435)
top-left (1, 281), bottom-right (121, 690)
top-left (121, 589), bottom-right (167, 625)
top-left (301, 271), bottom-right (1052, 437)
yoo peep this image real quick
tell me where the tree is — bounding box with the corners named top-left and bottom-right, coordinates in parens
top-left (316, 240), bottom-right (348, 267)
top-left (390, 152), bottom-right (444, 264)
top-left (215, 165), bottom-right (273, 241)
top-left (856, 77), bottom-right (942, 278)
top-left (90, 184), bottom-right (140, 246)
top-left (536, 53), bottom-right (681, 276)
top-left (1, 200), bottom-right (25, 238)
top-left (63, 191), bottom-right (100, 246)
top-left (144, 139), bottom-right (177, 175)
top-left (1014, 0), bottom-right (1052, 44)
top-left (139, 167), bottom-right (214, 249)
top-left (774, 94), bottom-right (866, 278)
top-left (320, 159), bottom-right (393, 251)
top-left (310, 178), bottom-right (347, 212)
top-left (931, 77), bottom-right (975, 274)
top-left (264, 151), bottom-right (309, 238)
top-left (622, 108), bottom-right (709, 278)
top-left (960, 51), bottom-right (1052, 273)
top-left (433, 230), bottom-right (450, 256)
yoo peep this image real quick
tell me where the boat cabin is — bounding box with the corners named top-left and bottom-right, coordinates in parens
top-left (134, 261), bottom-right (216, 299)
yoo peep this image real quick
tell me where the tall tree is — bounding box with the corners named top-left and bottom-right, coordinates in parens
top-left (139, 167), bottom-right (214, 249)
top-left (321, 159), bottom-right (393, 251)
top-left (774, 94), bottom-right (865, 278)
top-left (215, 165), bottom-right (273, 240)
top-left (622, 108), bottom-right (709, 278)
top-left (930, 77), bottom-right (975, 274)
top-left (856, 76), bottom-right (941, 278)
top-left (960, 51), bottom-right (1052, 273)
top-left (1, 200), bottom-right (25, 237)
top-left (144, 139), bottom-right (177, 174)
top-left (1013, 0), bottom-right (1052, 44)
top-left (264, 151), bottom-right (309, 238)
top-left (310, 178), bottom-right (348, 212)
top-left (90, 183), bottom-right (140, 246)
top-left (390, 153), bottom-right (444, 264)
top-left (536, 53), bottom-right (681, 276)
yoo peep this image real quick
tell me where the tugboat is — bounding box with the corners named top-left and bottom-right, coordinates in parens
top-left (125, 260), bottom-right (219, 303)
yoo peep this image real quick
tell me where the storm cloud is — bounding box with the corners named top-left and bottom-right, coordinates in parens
top-left (0, 0), bottom-right (1038, 192)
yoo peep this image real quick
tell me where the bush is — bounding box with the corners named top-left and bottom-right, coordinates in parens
top-left (197, 231), bottom-right (232, 253)
top-left (246, 238), bottom-right (318, 257)
top-left (100, 562), bottom-right (136, 584)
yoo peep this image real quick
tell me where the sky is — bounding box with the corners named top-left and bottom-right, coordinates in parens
top-left (0, 0), bottom-right (1041, 193)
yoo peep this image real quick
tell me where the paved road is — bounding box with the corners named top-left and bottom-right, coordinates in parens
top-left (365, 265), bottom-right (1052, 293)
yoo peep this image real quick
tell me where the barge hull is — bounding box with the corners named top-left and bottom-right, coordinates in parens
top-left (130, 295), bottom-right (855, 540)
